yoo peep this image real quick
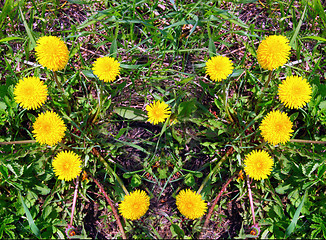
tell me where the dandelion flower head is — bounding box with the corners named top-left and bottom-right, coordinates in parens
top-left (35, 36), bottom-right (69, 71)
top-left (146, 100), bottom-right (171, 125)
top-left (259, 110), bottom-right (293, 145)
top-left (257, 35), bottom-right (291, 70)
top-left (176, 189), bottom-right (207, 219)
top-left (244, 150), bottom-right (274, 180)
top-left (92, 56), bottom-right (120, 82)
top-left (278, 75), bottom-right (312, 109)
top-left (119, 190), bottom-right (150, 220)
top-left (14, 76), bottom-right (48, 110)
top-left (205, 55), bottom-right (234, 82)
top-left (32, 111), bottom-right (66, 146)
top-left (52, 151), bottom-right (82, 181)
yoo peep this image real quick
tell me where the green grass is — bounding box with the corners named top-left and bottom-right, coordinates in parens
top-left (0, 0), bottom-right (325, 239)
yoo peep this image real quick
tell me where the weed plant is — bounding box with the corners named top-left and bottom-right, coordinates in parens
top-left (0, 0), bottom-right (325, 239)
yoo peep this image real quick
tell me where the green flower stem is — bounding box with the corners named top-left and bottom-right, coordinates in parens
top-left (0, 140), bottom-right (36, 145)
top-left (222, 82), bottom-right (234, 123)
top-left (53, 71), bottom-right (71, 115)
top-left (70, 176), bottom-right (79, 226)
top-left (246, 175), bottom-right (256, 225)
top-left (58, 142), bottom-right (72, 150)
top-left (254, 140), bottom-right (268, 149)
top-left (263, 70), bottom-right (274, 90)
top-left (255, 70), bottom-right (273, 114)
top-left (290, 139), bottom-right (326, 144)
top-left (90, 176), bottom-right (127, 240)
top-left (91, 81), bottom-right (106, 124)
top-left (197, 152), bottom-right (230, 195)
top-left (92, 147), bottom-right (129, 196)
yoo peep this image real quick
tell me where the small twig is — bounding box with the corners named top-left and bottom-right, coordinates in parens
top-left (90, 176), bottom-right (127, 240)
top-left (290, 139), bottom-right (326, 144)
top-left (0, 140), bottom-right (36, 145)
top-left (70, 176), bottom-right (79, 226)
top-left (247, 175), bottom-right (256, 225)
top-left (202, 174), bottom-right (236, 230)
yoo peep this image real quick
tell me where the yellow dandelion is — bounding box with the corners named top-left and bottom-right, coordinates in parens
top-left (244, 150), bottom-right (274, 180)
top-left (257, 35), bottom-right (291, 70)
top-left (92, 56), bottom-right (120, 82)
top-left (35, 36), bottom-right (69, 71)
top-left (205, 55), bottom-right (234, 82)
top-left (32, 111), bottom-right (66, 146)
top-left (176, 189), bottom-right (207, 219)
top-left (52, 151), bottom-right (82, 181)
top-left (14, 76), bottom-right (48, 110)
top-left (278, 75), bottom-right (312, 109)
top-left (146, 100), bottom-right (171, 125)
top-left (259, 110), bottom-right (294, 145)
top-left (119, 190), bottom-right (150, 220)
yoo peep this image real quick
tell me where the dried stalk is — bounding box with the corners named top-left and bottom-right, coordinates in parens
top-left (70, 176), bottom-right (79, 226)
top-left (202, 174), bottom-right (236, 231)
top-left (90, 176), bottom-right (126, 239)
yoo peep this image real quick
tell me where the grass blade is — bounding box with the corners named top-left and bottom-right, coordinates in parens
top-left (18, 6), bottom-right (36, 49)
top-left (289, 6), bottom-right (306, 49)
top-left (284, 190), bottom-right (308, 238)
top-left (19, 191), bottom-right (41, 238)
top-left (208, 37), bottom-right (216, 57)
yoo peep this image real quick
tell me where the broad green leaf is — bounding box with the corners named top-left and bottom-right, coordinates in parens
top-left (178, 99), bottom-right (197, 118)
top-left (275, 183), bottom-right (293, 194)
top-left (120, 64), bottom-right (144, 69)
top-left (109, 39), bottom-right (117, 58)
top-left (0, 164), bottom-right (8, 179)
top-left (113, 107), bottom-right (146, 121)
top-left (131, 174), bottom-right (142, 188)
top-left (115, 128), bottom-right (127, 139)
top-left (208, 37), bottom-right (217, 57)
top-left (319, 101), bottom-right (326, 110)
top-left (123, 172), bottom-right (133, 179)
top-left (193, 171), bottom-right (203, 178)
top-left (170, 224), bottom-right (185, 239)
top-left (81, 70), bottom-right (96, 79)
top-left (35, 184), bottom-right (51, 195)
top-left (184, 173), bottom-right (195, 187)
top-left (157, 168), bottom-right (168, 180)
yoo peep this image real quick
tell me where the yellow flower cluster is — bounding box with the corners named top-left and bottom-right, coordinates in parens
top-left (118, 188), bottom-right (207, 221)
top-left (11, 27), bottom-right (315, 233)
